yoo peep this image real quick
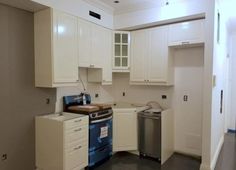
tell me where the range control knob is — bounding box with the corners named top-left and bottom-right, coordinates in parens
top-left (91, 113), bottom-right (97, 118)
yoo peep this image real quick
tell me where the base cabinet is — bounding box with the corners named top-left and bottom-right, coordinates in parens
top-left (35, 113), bottom-right (89, 170)
top-left (113, 109), bottom-right (138, 152)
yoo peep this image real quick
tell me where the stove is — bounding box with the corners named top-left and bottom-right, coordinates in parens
top-left (63, 94), bottom-right (113, 168)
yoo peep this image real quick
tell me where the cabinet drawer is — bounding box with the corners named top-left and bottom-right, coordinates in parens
top-left (65, 141), bottom-right (88, 170)
top-left (65, 125), bottom-right (88, 144)
top-left (64, 116), bottom-right (88, 130)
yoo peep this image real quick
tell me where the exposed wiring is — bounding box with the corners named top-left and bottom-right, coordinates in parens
top-left (78, 72), bottom-right (86, 92)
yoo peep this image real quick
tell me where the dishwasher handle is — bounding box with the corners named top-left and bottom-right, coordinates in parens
top-left (138, 113), bottom-right (161, 120)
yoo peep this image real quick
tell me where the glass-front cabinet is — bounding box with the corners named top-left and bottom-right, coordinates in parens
top-left (113, 31), bottom-right (130, 72)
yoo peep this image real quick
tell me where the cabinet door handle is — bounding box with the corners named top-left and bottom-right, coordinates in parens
top-left (74, 128), bottom-right (82, 132)
top-left (74, 146), bottom-right (82, 150)
top-left (74, 119), bottom-right (82, 123)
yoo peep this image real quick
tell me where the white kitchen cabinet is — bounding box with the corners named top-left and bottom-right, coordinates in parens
top-left (78, 19), bottom-right (103, 68)
top-left (34, 8), bottom-right (79, 87)
top-left (36, 113), bottom-right (89, 170)
top-left (87, 26), bottom-right (113, 85)
top-left (113, 31), bottom-right (130, 72)
top-left (130, 30), bottom-right (148, 82)
top-left (168, 19), bottom-right (205, 47)
top-left (113, 109), bottom-right (138, 152)
top-left (130, 26), bottom-right (174, 85)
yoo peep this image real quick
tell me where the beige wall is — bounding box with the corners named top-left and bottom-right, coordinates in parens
top-left (0, 4), bottom-right (56, 170)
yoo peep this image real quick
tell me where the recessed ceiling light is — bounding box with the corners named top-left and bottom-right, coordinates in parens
top-left (114, 0), bottom-right (120, 3)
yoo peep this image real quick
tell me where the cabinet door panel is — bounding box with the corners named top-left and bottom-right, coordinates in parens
top-left (102, 29), bottom-right (112, 83)
top-left (130, 30), bottom-right (148, 82)
top-left (91, 24), bottom-right (103, 68)
top-left (78, 19), bottom-right (91, 67)
top-left (113, 112), bottom-right (137, 151)
top-left (148, 26), bottom-right (168, 82)
top-left (169, 20), bottom-right (204, 46)
top-left (53, 11), bottom-right (78, 83)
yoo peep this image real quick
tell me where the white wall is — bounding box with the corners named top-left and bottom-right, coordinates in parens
top-left (31, 0), bottom-right (113, 29)
top-left (207, 1), bottom-right (230, 169)
top-left (114, 0), bottom-right (206, 30)
top-left (228, 32), bottom-right (236, 130)
top-left (173, 47), bottom-right (204, 156)
top-left (112, 73), bottom-right (173, 109)
top-left (56, 69), bottom-right (173, 112)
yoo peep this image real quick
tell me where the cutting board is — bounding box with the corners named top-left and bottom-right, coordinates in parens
top-left (68, 105), bottom-right (100, 113)
top-left (90, 103), bottom-right (112, 110)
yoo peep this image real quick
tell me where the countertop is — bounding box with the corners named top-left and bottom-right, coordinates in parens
top-left (37, 112), bottom-right (86, 121)
top-left (111, 102), bottom-right (150, 112)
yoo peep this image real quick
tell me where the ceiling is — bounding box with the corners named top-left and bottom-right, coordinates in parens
top-left (87, 0), bottom-right (186, 15)
top-left (0, 0), bottom-right (47, 12)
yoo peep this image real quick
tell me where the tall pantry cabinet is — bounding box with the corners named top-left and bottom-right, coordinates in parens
top-left (34, 8), bottom-right (79, 87)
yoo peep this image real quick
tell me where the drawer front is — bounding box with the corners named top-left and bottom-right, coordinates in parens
top-left (65, 125), bottom-right (88, 145)
top-left (65, 141), bottom-right (88, 170)
top-left (64, 116), bottom-right (88, 130)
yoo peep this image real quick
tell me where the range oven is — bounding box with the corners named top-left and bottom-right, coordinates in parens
top-left (63, 95), bottom-right (113, 168)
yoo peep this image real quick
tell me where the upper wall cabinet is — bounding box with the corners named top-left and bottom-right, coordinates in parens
top-left (113, 31), bottom-right (130, 72)
top-left (130, 26), bottom-right (174, 86)
top-left (78, 19), bottom-right (103, 68)
top-left (168, 19), bottom-right (205, 47)
top-left (35, 8), bottom-right (79, 88)
top-left (87, 28), bottom-right (113, 85)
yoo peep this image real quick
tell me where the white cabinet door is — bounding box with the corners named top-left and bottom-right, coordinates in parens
top-left (130, 30), bottom-right (148, 82)
top-left (113, 31), bottom-right (130, 71)
top-left (113, 111), bottom-right (138, 152)
top-left (148, 26), bottom-right (168, 82)
top-left (102, 29), bottom-right (112, 84)
top-left (78, 19), bottom-right (92, 67)
top-left (91, 24), bottom-right (103, 68)
top-left (168, 20), bottom-right (205, 46)
top-left (53, 10), bottom-right (78, 83)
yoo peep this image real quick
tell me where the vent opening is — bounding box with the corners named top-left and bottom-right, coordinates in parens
top-left (89, 11), bottom-right (101, 20)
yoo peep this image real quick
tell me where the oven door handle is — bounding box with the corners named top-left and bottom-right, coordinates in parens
top-left (91, 116), bottom-right (112, 124)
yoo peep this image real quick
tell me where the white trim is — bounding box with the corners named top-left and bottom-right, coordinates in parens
top-left (200, 164), bottom-right (211, 170)
top-left (200, 135), bottom-right (224, 170)
top-left (210, 135), bottom-right (224, 170)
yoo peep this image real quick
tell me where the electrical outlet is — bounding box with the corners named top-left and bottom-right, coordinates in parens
top-left (95, 94), bottom-right (99, 98)
top-left (162, 95), bottom-right (167, 99)
top-left (183, 95), bottom-right (188, 101)
top-left (2, 154), bottom-right (7, 161)
top-left (122, 92), bottom-right (126, 96)
top-left (46, 98), bottom-right (50, 104)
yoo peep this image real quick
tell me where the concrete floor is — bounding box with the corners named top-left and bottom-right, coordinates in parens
top-left (215, 133), bottom-right (236, 170)
top-left (94, 152), bottom-right (201, 170)
top-left (94, 133), bottom-right (236, 170)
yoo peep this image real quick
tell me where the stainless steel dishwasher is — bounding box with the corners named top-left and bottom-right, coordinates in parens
top-left (138, 108), bottom-right (162, 161)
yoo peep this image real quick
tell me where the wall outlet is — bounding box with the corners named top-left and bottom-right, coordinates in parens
top-left (183, 95), bottom-right (188, 101)
top-left (2, 154), bottom-right (7, 161)
top-left (162, 95), bottom-right (167, 99)
top-left (46, 98), bottom-right (50, 104)
top-left (95, 94), bottom-right (99, 98)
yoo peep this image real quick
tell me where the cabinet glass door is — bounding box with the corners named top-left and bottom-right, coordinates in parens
top-left (113, 32), bottom-right (130, 70)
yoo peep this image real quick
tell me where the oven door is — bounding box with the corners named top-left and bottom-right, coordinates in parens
top-left (89, 116), bottom-right (113, 152)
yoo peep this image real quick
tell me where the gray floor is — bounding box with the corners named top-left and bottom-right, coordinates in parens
top-left (94, 152), bottom-right (201, 170)
top-left (215, 133), bottom-right (236, 170)
top-left (94, 133), bottom-right (236, 170)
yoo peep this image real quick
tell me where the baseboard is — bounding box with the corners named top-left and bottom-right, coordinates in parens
top-left (200, 135), bottom-right (224, 170)
top-left (210, 135), bottom-right (224, 170)
top-left (200, 164), bottom-right (211, 170)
